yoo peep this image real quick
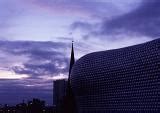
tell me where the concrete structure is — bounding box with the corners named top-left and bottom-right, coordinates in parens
top-left (71, 39), bottom-right (159, 113)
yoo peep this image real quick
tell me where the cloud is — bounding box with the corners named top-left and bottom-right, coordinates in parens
top-left (0, 40), bottom-right (71, 104)
top-left (70, 0), bottom-right (160, 42)
top-left (12, 61), bottom-right (68, 78)
top-left (0, 41), bottom-right (70, 78)
top-left (101, 0), bottom-right (160, 38)
top-left (0, 70), bottom-right (29, 79)
top-left (71, 21), bottom-right (94, 31)
top-left (24, 0), bottom-right (128, 18)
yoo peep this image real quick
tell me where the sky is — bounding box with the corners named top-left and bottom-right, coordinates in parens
top-left (0, 0), bottom-right (159, 105)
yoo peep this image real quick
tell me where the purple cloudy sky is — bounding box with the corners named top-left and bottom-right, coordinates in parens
top-left (0, 0), bottom-right (159, 105)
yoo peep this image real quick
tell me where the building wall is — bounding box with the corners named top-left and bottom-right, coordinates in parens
top-left (71, 39), bottom-right (160, 113)
top-left (53, 80), bottom-right (67, 107)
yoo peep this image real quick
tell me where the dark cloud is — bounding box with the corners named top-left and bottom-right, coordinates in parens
top-left (102, 0), bottom-right (160, 38)
top-left (71, 0), bottom-right (160, 40)
top-left (0, 40), bottom-right (71, 105)
top-left (12, 60), bottom-right (68, 78)
top-left (71, 21), bottom-right (93, 31)
top-left (0, 41), bottom-right (68, 61)
top-left (0, 41), bottom-right (67, 54)
top-left (28, 49), bottom-right (63, 60)
top-left (70, 21), bottom-right (101, 40)
top-left (0, 40), bottom-right (70, 77)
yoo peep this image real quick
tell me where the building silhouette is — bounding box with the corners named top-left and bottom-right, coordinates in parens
top-left (0, 98), bottom-right (53, 113)
top-left (70, 39), bottom-right (159, 112)
top-left (53, 79), bottom-right (67, 108)
top-left (52, 41), bottom-right (76, 113)
top-left (61, 41), bottom-right (77, 113)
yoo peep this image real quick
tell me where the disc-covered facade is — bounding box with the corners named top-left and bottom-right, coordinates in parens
top-left (70, 39), bottom-right (159, 113)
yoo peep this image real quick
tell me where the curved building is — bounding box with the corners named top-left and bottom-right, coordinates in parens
top-left (71, 39), bottom-right (159, 113)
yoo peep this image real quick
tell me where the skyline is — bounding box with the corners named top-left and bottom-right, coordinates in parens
top-left (0, 0), bottom-right (159, 105)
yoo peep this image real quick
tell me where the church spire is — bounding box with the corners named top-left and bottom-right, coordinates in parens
top-left (63, 41), bottom-right (77, 113)
top-left (68, 41), bottom-right (75, 82)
